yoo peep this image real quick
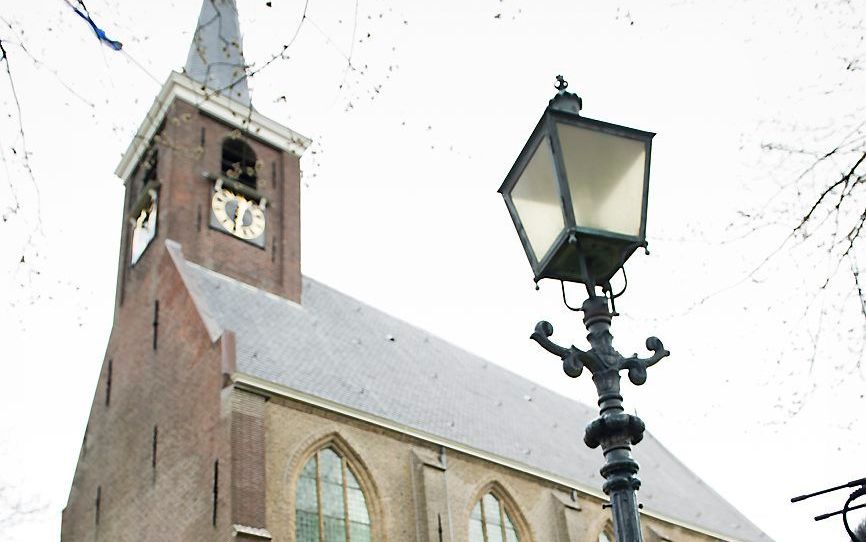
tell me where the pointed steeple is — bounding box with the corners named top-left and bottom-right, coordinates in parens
top-left (184, 0), bottom-right (252, 107)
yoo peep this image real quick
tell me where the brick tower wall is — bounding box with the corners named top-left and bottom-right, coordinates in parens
top-left (116, 98), bottom-right (302, 308)
top-left (61, 244), bottom-right (231, 542)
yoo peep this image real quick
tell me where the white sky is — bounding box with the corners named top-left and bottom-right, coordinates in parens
top-left (1, 1), bottom-right (865, 541)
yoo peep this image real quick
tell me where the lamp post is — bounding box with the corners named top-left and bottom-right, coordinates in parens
top-left (498, 76), bottom-right (669, 542)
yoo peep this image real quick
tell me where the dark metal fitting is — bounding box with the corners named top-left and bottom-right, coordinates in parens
top-left (582, 296), bottom-right (612, 326)
top-left (585, 413), bottom-right (646, 449)
top-left (596, 391), bottom-right (625, 408)
top-left (601, 502), bottom-right (643, 510)
top-left (600, 459), bottom-right (640, 478)
top-left (584, 413), bottom-right (629, 448)
top-left (621, 414), bottom-right (646, 445)
top-left (602, 475), bottom-right (642, 495)
top-left (584, 418), bottom-right (603, 449)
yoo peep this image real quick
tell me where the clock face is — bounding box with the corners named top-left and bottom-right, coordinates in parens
top-left (130, 191), bottom-right (158, 265)
top-left (211, 188), bottom-right (267, 242)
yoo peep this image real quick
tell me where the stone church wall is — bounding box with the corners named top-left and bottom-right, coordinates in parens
top-left (262, 394), bottom-right (721, 542)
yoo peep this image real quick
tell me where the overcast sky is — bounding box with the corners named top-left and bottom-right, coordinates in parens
top-left (1, 1), bottom-right (865, 541)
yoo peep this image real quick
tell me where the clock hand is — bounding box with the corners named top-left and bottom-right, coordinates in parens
top-left (135, 209), bottom-right (147, 229)
top-left (234, 198), bottom-right (250, 232)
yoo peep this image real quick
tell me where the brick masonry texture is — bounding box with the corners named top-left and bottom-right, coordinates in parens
top-left (61, 245), bottom-right (230, 542)
top-left (231, 390), bottom-right (268, 529)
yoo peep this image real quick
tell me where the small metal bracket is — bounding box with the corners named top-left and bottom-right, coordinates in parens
top-left (603, 502), bottom-right (643, 510)
top-left (560, 282), bottom-right (585, 312)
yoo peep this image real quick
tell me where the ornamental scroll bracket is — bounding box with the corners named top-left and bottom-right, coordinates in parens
top-left (530, 321), bottom-right (669, 385)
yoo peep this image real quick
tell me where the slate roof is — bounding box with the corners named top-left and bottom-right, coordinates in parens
top-left (184, 0), bottom-right (251, 107)
top-left (168, 241), bottom-right (770, 542)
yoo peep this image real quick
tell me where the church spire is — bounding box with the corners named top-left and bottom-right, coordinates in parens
top-left (184, 0), bottom-right (252, 107)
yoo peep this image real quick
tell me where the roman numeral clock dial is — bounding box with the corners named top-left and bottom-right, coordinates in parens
top-left (210, 187), bottom-right (267, 247)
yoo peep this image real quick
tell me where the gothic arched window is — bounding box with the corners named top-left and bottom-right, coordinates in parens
top-left (295, 446), bottom-right (372, 542)
top-left (469, 492), bottom-right (520, 542)
top-left (221, 137), bottom-right (258, 188)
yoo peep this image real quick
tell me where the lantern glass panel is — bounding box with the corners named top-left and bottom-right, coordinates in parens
top-left (510, 136), bottom-right (563, 261)
top-left (557, 123), bottom-right (646, 237)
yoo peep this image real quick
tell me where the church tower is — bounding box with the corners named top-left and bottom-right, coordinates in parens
top-left (116, 0), bottom-right (309, 305)
top-left (61, 1), bottom-right (308, 540)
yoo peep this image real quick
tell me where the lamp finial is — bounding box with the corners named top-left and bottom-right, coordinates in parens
top-left (549, 76), bottom-right (582, 114)
top-left (555, 75), bottom-right (569, 92)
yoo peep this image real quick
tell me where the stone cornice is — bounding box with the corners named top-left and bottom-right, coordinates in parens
top-left (115, 71), bottom-right (310, 182)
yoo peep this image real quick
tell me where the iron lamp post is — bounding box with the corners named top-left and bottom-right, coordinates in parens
top-left (499, 77), bottom-right (669, 542)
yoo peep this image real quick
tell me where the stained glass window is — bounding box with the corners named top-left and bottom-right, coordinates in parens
top-left (295, 446), bottom-right (372, 542)
top-left (469, 493), bottom-right (520, 542)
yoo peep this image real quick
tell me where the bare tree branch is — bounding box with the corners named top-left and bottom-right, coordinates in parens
top-left (794, 151), bottom-right (866, 236)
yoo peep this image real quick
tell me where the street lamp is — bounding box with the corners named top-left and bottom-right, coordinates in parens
top-left (499, 76), bottom-right (669, 542)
